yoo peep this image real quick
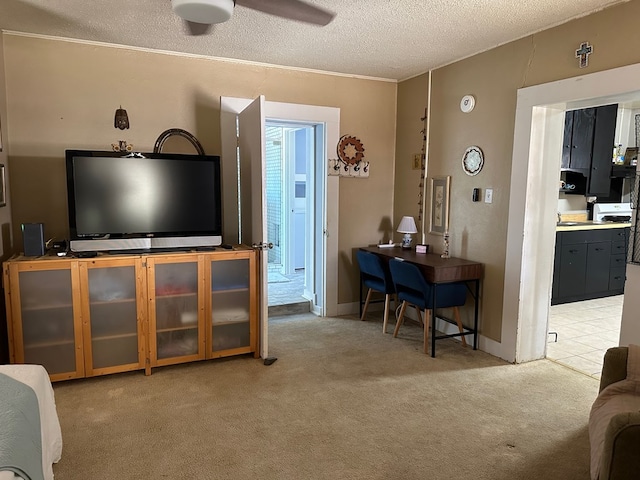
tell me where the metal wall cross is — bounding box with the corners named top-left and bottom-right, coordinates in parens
top-left (576, 42), bottom-right (593, 69)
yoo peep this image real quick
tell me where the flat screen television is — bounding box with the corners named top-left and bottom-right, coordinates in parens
top-left (66, 150), bottom-right (223, 253)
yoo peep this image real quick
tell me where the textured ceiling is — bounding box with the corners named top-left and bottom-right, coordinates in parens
top-left (0, 0), bottom-right (629, 81)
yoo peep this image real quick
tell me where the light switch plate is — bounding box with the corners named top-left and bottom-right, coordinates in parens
top-left (485, 188), bottom-right (493, 204)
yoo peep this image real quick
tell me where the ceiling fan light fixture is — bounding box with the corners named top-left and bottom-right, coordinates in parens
top-left (171, 0), bottom-right (234, 24)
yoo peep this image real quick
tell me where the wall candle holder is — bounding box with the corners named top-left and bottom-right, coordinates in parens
top-left (441, 230), bottom-right (450, 259)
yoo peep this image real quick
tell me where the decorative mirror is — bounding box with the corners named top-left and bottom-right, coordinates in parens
top-left (153, 128), bottom-right (205, 155)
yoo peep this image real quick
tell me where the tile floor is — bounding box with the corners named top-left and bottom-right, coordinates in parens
top-left (547, 294), bottom-right (623, 379)
top-left (267, 267), bottom-right (308, 310)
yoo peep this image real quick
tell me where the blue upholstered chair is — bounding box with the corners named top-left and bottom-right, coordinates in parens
top-left (389, 258), bottom-right (467, 354)
top-left (356, 250), bottom-right (395, 333)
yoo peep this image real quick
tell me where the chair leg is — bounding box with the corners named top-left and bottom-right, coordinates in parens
top-left (382, 294), bottom-right (391, 333)
top-left (393, 301), bottom-right (408, 337)
top-left (424, 309), bottom-right (431, 354)
top-left (414, 306), bottom-right (423, 326)
top-left (361, 288), bottom-right (373, 321)
top-left (453, 307), bottom-right (468, 347)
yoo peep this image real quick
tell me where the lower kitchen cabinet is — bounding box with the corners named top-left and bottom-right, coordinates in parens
top-left (552, 227), bottom-right (629, 305)
top-left (3, 247), bottom-right (260, 381)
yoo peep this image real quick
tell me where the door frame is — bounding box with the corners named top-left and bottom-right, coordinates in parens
top-left (220, 97), bottom-right (340, 317)
top-left (500, 62), bottom-right (640, 363)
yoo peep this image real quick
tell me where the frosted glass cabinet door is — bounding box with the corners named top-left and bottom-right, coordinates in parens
top-left (210, 258), bottom-right (252, 352)
top-left (17, 268), bottom-right (78, 375)
top-left (152, 260), bottom-right (201, 361)
top-left (86, 265), bottom-right (140, 372)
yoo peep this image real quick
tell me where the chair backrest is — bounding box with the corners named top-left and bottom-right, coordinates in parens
top-left (389, 258), bottom-right (466, 309)
top-left (356, 250), bottom-right (394, 294)
top-left (389, 259), bottom-right (430, 307)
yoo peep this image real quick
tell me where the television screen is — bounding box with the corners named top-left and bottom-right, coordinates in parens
top-left (66, 150), bottom-right (222, 252)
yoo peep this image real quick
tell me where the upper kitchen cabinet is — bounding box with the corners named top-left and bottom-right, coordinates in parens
top-left (562, 107), bottom-right (595, 172)
top-left (561, 104), bottom-right (618, 197)
top-left (589, 104), bottom-right (618, 197)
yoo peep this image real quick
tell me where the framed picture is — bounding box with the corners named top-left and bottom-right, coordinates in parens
top-left (0, 164), bottom-right (6, 207)
top-left (429, 175), bottom-right (451, 235)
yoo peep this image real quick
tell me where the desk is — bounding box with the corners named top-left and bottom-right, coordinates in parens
top-left (360, 246), bottom-right (483, 357)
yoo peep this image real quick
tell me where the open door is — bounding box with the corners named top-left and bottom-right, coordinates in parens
top-left (237, 95), bottom-right (270, 359)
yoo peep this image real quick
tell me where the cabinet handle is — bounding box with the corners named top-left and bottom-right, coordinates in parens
top-left (595, 247), bottom-right (604, 251)
top-left (569, 249), bottom-right (579, 254)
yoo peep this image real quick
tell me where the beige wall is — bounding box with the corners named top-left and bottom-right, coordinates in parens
top-left (396, 0), bottom-right (640, 341)
top-left (0, 33), bottom-right (12, 262)
top-left (1, 35), bottom-right (397, 305)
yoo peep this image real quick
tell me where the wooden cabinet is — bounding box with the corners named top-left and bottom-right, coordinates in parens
top-left (561, 104), bottom-right (617, 197)
top-left (4, 259), bottom-right (84, 381)
top-left (79, 257), bottom-right (147, 378)
top-left (552, 227), bottom-right (629, 305)
top-left (208, 253), bottom-right (257, 358)
top-left (3, 247), bottom-right (260, 381)
top-left (147, 254), bottom-right (205, 367)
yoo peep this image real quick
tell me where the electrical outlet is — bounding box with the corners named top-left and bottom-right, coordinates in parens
top-left (485, 188), bottom-right (493, 204)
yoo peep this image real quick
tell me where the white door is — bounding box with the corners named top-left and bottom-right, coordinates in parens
top-left (284, 127), bottom-right (309, 274)
top-left (237, 95), bottom-right (269, 359)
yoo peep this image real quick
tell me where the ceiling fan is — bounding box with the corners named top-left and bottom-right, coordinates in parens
top-left (171, 0), bottom-right (336, 35)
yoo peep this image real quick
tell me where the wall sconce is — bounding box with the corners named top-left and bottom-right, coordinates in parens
top-left (397, 216), bottom-right (418, 249)
top-left (114, 106), bottom-right (130, 130)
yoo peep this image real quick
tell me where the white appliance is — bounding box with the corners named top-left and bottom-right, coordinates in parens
top-left (593, 202), bottom-right (633, 222)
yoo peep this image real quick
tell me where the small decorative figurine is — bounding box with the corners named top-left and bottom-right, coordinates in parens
top-left (441, 230), bottom-right (450, 259)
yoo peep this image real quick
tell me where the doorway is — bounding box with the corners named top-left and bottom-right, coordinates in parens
top-left (265, 122), bottom-right (319, 314)
top-left (220, 96), bottom-right (340, 319)
top-left (501, 62), bottom-right (640, 364)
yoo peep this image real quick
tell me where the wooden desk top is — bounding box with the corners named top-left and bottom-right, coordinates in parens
top-left (360, 246), bottom-right (483, 283)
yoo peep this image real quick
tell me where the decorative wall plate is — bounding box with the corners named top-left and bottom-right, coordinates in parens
top-left (337, 135), bottom-right (365, 165)
top-left (462, 146), bottom-right (484, 176)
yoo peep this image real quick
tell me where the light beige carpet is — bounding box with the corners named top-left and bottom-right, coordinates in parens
top-left (51, 313), bottom-right (599, 479)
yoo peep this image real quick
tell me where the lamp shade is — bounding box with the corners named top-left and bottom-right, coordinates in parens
top-left (397, 216), bottom-right (418, 234)
top-left (171, 0), bottom-right (234, 24)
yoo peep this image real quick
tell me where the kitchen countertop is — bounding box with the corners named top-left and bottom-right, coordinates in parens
top-left (556, 221), bottom-right (631, 232)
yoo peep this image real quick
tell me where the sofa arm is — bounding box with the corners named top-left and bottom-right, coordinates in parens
top-left (599, 347), bottom-right (628, 393)
top-left (599, 411), bottom-right (640, 480)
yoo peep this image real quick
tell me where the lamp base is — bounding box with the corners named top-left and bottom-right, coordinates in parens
top-left (401, 233), bottom-right (413, 249)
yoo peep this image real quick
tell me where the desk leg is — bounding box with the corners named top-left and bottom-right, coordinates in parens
top-left (431, 285), bottom-right (437, 358)
top-left (359, 271), bottom-right (363, 318)
top-left (473, 279), bottom-right (479, 350)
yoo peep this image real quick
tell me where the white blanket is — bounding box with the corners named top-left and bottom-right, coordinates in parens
top-left (589, 344), bottom-right (640, 480)
top-left (0, 366), bottom-right (62, 480)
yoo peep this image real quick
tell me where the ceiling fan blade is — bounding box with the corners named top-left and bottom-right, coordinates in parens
top-left (184, 20), bottom-right (213, 35)
top-left (236, 0), bottom-right (335, 26)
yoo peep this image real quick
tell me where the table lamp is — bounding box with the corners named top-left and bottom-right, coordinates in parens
top-left (397, 216), bottom-right (418, 249)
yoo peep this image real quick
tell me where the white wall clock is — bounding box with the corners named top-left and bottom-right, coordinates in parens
top-left (462, 146), bottom-right (484, 176)
top-left (460, 95), bottom-right (475, 113)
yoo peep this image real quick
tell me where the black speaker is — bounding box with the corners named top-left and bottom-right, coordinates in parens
top-left (22, 223), bottom-right (45, 256)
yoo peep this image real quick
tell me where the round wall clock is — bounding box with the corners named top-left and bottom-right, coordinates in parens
top-left (460, 95), bottom-right (476, 113)
top-left (462, 146), bottom-right (484, 176)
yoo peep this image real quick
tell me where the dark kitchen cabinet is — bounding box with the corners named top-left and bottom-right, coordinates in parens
top-left (585, 242), bottom-right (611, 294)
top-left (561, 104), bottom-right (618, 198)
top-left (557, 243), bottom-right (587, 299)
top-left (588, 104), bottom-right (618, 197)
top-left (552, 227), bottom-right (629, 305)
top-left (562, 108), bottom-right (595, 171)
